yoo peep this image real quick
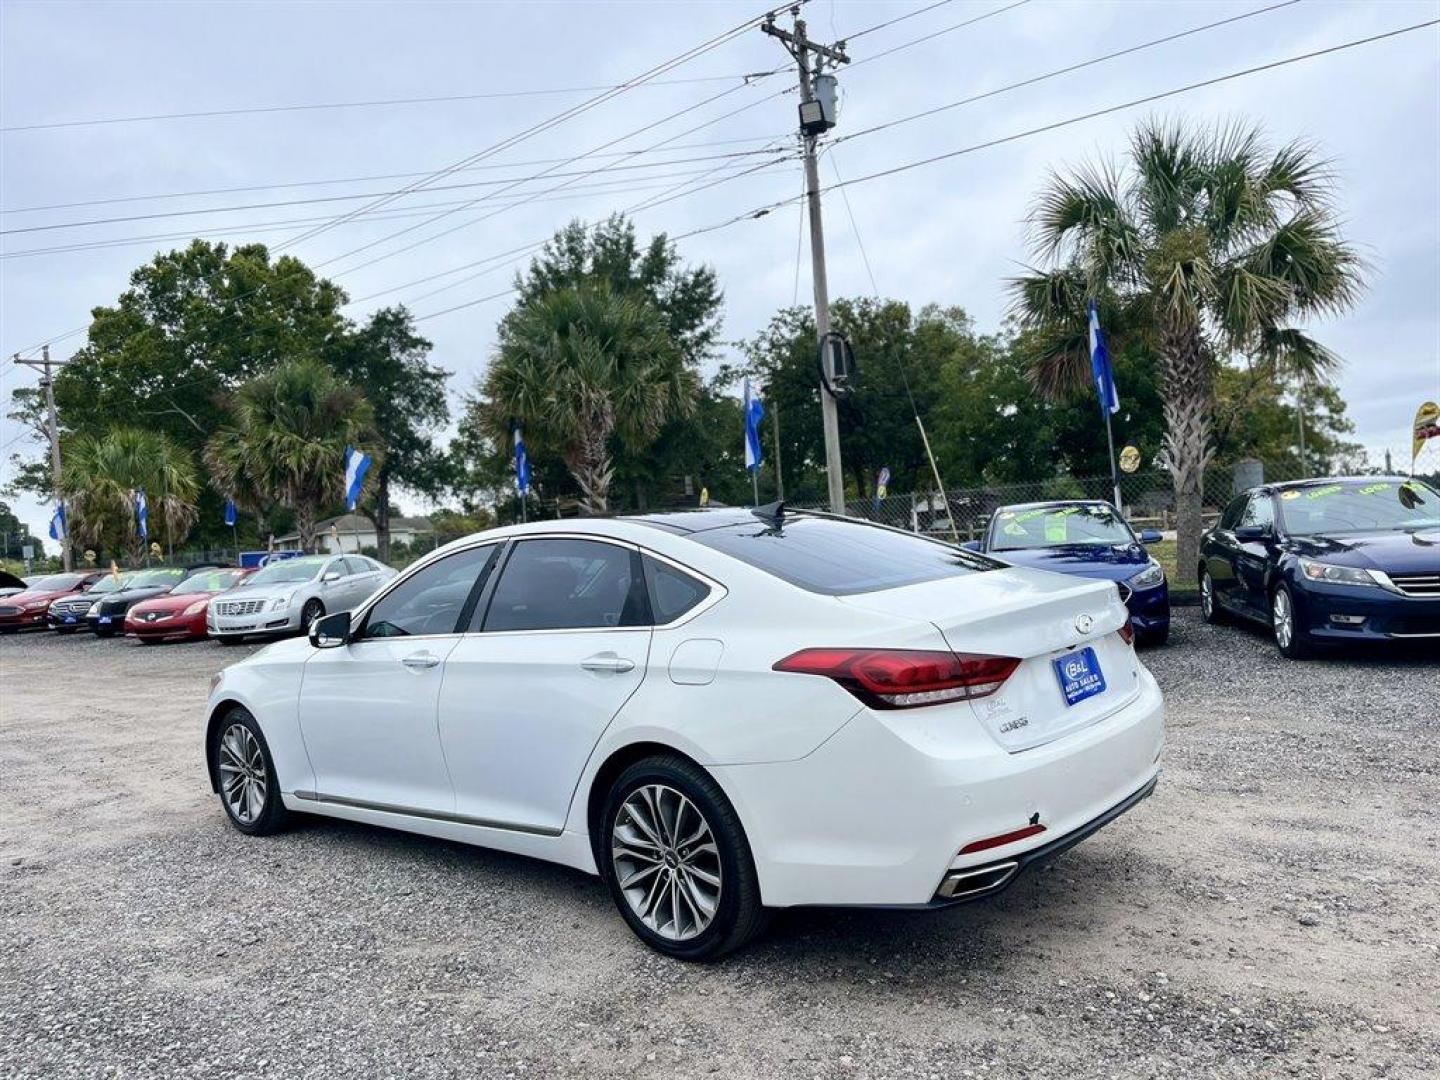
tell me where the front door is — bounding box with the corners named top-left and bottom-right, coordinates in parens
top-left (296, 544), bottom-right (500, 813)
top-left (437, 537), bottom-right (652, 834)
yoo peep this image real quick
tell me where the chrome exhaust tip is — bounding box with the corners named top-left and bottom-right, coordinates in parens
top-left (935, 860), bottom-right (1019, 901)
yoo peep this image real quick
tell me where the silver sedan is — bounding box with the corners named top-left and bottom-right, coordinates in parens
top-left (208, 554), bottom-right (395, 643)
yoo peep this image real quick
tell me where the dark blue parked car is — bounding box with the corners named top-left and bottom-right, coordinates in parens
top-left (967, 500), bottom-right (1171, 645)
top-left (1198, 476), bottom-right (1440, 658)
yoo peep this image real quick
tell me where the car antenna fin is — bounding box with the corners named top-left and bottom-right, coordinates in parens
top-left (750, 500), bottom-right (786, 528)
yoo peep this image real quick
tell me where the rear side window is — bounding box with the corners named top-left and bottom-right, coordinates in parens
top-left (643, 556), bottom-right (710, 624)
top-left (690, 517), bottom-right (988, 596)
top-left (483, 539), bottom-right (648, 632)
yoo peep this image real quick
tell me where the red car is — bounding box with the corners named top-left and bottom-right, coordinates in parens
top-left (125, 567), bottom-right (254, 643)
top-left (0, 571), bottom-right (104, 632)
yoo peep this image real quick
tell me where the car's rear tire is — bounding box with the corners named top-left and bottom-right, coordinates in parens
top-left (1199, 569), bottom-right (1225, 625)
top-left (1270, 582), bottom-right (1313, 659)
top-left (211, 706), bottom-right (291, 836)
top-left (600, 755), bottom-right (768, 961)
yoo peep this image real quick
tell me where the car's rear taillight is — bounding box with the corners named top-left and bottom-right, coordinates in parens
top-left (773, 648), bottom-right (1020, 709)
top-left (1117, 621), bottom-right (1135, 646)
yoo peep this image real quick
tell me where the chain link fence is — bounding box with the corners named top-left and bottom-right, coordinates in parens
top-left (789, 458), bottom-right (1314, 541)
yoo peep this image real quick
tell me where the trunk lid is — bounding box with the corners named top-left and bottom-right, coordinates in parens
top-left (838, 566), bottom-right (1140, 752)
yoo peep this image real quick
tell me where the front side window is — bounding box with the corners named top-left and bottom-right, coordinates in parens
top-left (1238, 494), bottom-right (1274, 531)
top-left (483, 539), bottom-right (646, 632)
top-left (362, 546), bottom-right (498, 638)
top-left (989, 504), bottom-right (1134, 551)
top-left (690, 517), bottom-right (991, 596)
top-left (1219, 496), bottom-right (1248, 531)
top-left (643, 555), bottom-right (711, 624)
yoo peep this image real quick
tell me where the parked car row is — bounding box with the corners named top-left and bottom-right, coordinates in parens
top-left (0, 554), bottom-right (396, 644)
top-left (964, 474), bottom-right (1437, 659)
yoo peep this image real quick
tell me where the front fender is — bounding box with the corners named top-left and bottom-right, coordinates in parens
top-left (204, 648), bottom-right (315, 795)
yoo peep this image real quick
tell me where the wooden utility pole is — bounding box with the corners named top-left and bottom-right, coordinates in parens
top-left (763, 7), bottom-right (848, 514)
top-left (13, 345), bottom-right (72, 570)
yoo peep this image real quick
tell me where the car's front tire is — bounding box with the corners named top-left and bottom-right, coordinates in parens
top-left (1199, 569), bottom-right (1225, 625)
top-left (300, 599), bottom-right (324, 632)
top-left (211, 707), bottom-right (291, 836)
top-left (601, 755), bottom-right (767, 961)
top-left (1270, 582), bottom-right (1313, 659)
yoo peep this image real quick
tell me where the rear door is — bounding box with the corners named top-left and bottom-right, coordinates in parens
top-left (436, 536), bottom-right (652, 834)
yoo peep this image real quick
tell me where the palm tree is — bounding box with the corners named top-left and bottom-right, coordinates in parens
top-left (482, 284), bottom-right (695, 514)
top-left (1010, 119), bottom-right (1363, 587)
top-left (61, 428), bottom-right (200, 565)
top-left (206, 359), bottom-right (379, 551)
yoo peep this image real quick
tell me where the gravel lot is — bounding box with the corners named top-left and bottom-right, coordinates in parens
top-left (2, 612), bottom-right (1436, 1079)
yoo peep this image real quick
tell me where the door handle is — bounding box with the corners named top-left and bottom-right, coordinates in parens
top-left (401, 652), bottom-right (441, 670)
top-left (581, 654), bottom-right (635, 674)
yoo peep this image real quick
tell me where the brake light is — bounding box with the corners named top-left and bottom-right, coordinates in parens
top-left (773, 648), bottom-right (1020, 709)
top-left (1117, 621), bottom-right (1135, 646)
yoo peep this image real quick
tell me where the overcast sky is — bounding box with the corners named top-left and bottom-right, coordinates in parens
top-left (3, 0), bottom-right (1438, 549)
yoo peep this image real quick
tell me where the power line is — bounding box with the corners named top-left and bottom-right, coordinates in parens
top-left (5, 0), bottom-right (797, 357)
top-left (0, 152), bottom-right (796, 239)
top-left (672, 17), bottom-right (1440, 243)
top-left (841, 0), bottom-right (959, 42)
top-left (0, 73), bottom-right (777, 134)
top-left (834, 0), bottom-right (1303, 147)
top-left (2, 138), bottom-right (791, 216)
top-left (2, 160), bottom-right (800, 261)
top-left (273, 6), bottom-right (790, 254)
top-left (845, 0), bottom-right (1032, 70)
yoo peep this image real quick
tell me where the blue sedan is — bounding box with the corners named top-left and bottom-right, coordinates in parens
top-left (1198, 476), bottom-right (1440, 658)
top-left (967, 500), bottom-right (1171, 645)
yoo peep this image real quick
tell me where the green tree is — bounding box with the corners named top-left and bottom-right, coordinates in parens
top-left (60, 428), bottom-right (200, 566)
top-left (480, 284), bottom-right (693, 514)
top-left (9, 241), bottom-right (350, 543)
top-left (510, 215), bottom-right (722, 508)
top-left (330, 306), bottom-right (450, 561)
top-left (205, 360), bottom-right (379, 552)
top-left (1010, 119), bottom-right (1363, 586)
top-left (0, 501), bottom-right (43, 561)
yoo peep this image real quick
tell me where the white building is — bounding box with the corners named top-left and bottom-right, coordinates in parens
top-left (273, 514), bottom-right (434, 554)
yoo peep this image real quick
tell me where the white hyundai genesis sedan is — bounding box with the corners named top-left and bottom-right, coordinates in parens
top-left (205, 507), bottom-right (1163, 960)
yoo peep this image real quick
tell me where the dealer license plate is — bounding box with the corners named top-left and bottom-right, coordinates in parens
top-left (1053, 646), bottom-right (1106, 706)
top-left (98, 615), bottom-right (112, 625)
top-left (64, 615), bottom-right (76, 624)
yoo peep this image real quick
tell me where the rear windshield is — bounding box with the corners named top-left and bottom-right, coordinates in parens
top-left (689, 516), bottom-right (993, 595)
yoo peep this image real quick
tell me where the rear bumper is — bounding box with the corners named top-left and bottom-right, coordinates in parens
top-left (928, 774), bottom-right (1157, 907)
top-left (714, 666), bottom-right (1165, 908)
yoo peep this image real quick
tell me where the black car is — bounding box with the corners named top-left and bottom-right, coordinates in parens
top-left (47, 570), bottom-right (138, 632)
top-left (86, 564), bottom-right (226, 637)
top-left (1198, 476), bottom-right (1440, 658)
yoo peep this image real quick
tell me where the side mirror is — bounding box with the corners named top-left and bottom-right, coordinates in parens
top-left (1139, 529), bottom-right (1163, 544)
top-left (310, 610), bottom-right (351, 649)
top-left (1234, 524), bottom-right (1268, 541)
top-left (960, 540), bottom-right (982, 552)
top-left (322, 570), bottom-right (342, 582)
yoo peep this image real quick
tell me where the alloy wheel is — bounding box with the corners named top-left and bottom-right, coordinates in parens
top-left (218, 723), bottom-right (267, 825)
top-left (611, 784), bottom-right (722, 942)
top-left (1272, 588), bottom-right (1293, 649)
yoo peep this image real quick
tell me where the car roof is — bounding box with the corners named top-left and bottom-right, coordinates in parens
top-left (622, 508), bottom-right (768, 534)
top-left (991, 499), bottom-right (1114, 514)
top-left (1256, 475), bottom-right (1425, 494)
